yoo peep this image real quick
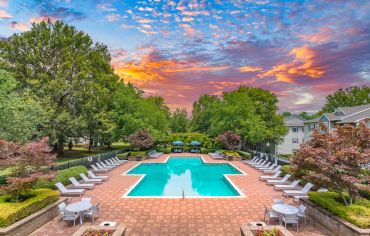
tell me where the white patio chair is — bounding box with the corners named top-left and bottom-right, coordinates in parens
top-left (297, 204), bottom-right (307, 224)
top-left (279, 213), bottom-right (299, 231)
top-left (58, 202), bottom-right (66, 218)
top-left (274, 199), bottom-right (284, 204)
top-left (87, 170), bottom-right (108, 180)
top-left (55, 182), bottom-right (85, 196)
top-left (258, 163), bottom-right (277, 171)
top-left (113, 157), bottom-right (127, 164)
top-left (263, 205), bottom-right (279, 225)
top-left (81, 197), bottom-right (91, 202)
top-left (69, 177), bottom-right (95, 189)
top-left (255, 162), bottom-right (272, 169)
top-left (63, 210), bottom-right (80, 227)
top-left (267, 174), bottom-right (291, 185)
top-left (84, 203), bottom-right (100, 223)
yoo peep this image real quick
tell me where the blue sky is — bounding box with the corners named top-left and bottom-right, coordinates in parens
top-left (0, 0), bottom-right (369, 111)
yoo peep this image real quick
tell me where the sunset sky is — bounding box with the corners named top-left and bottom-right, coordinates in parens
top-left (1, 0), bottom-right (369, 112)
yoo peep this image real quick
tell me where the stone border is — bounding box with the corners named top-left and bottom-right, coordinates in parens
top-left (71, 225), bottom-right (126, 236)
top-left (301, 198), bottom-right (370, 236)
top-left (0, 197), bottom-right (67, 236)
top-left (240, 225), bottom-right (294, 236)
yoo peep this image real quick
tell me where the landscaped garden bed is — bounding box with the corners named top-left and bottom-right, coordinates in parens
top-left (72, 225), bottom-right (126, 236)
top-left (240, 225), bottom-right (293, 236)
top-left (0, 189), bottom-right (59, 227)
top-left (301, 192), bottom-right (370, 236)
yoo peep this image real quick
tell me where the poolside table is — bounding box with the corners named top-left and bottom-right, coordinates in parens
top-left (272, 204), bottom-right (298, 215)
top-left (65, 201), bottom-right (92, 224)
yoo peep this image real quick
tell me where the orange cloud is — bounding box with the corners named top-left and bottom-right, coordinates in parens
top-left (180, 24), bottom-right (195, 37)
top-left (0, 9), bottom-right (12, 18)
top-left (298, 27), bottom-right (334, 44)
top-left (260, 45), bottom-right (325, 83)
top-left (239, 65), bottom-right (263, 72)
top-left (164, 65), bottom-right (229, 73)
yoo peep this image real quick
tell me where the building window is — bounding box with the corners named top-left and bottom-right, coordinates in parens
top-left (292, 127), bottom-right (299, 133)
top-left (309, 123), bottom-right (316, 131)
top-left (292, 138), bottom-right (299, 143)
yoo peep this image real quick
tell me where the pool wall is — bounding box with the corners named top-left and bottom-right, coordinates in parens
top-left (121, 155), bottom-right (247, 198)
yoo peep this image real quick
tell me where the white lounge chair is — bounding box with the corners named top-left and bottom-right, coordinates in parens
top-left (275, 180), bottom-right (301, 190)
top-left (255, 162), bottom-right (272, 169)
top-left (250, 159), bottom-right (264, 166)
top-left (55, 182), bottom-right (85, 196)
top-left (108, 158), bottom-right (123, 165)
top-left (98, 162), bottom-right (115, 169)
top-left (263, 165), bottom-right (281, 174)
top-left (105, 159), bottom-right (119, 167)
top-left (258, 163), bottom-right (277, 171)
top-left (91, 164), bottom-right (109, 173)
top-left (252, 160), bottom-right (267, 168)
top-left (259, 171), bottom-right (282, 181)
top-left (69, 177), bottom-right (95, 189)
top-left (87, 170), bottom-right (108, 180)
top-left (243, 156), bottom-right (258, 164)
top-left (266, 174), bottom-right (291, 185)
top-left (283, 183), bottom-right (314, 197)
top-left (79, 173), bottom-right (103, 184)
top-left (113, 157), bottom-right (127, 164)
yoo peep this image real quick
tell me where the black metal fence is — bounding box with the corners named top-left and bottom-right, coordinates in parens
top-left (50, 148), bottom-right (130, 171)
top-left (0, 148), bottom-right (130, 185)
top-left (244, 149), bottom-right (290, 166)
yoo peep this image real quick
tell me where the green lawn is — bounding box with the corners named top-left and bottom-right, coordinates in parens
top-left (56, 142), bottom-right (129, 163)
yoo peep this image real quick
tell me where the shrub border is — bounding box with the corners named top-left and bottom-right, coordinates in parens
top-left (0, 197), bottom-right (67, 235)
top-left (301, 198), bottom-right (370, 236)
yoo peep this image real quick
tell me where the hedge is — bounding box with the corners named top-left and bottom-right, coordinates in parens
top-left (156, 147), bottom-right (171, 154)
top-left (280, 165), bottom-right (291, 175)
top-left (308, 192), bottom-right (370, 228)
top-left (34, 165), bottom-right (88, 189)
top-left (237, 150), bottom-right (252, 159)
top-left (116, 152), bottom-right (129, 160)
top-left (0, 189), bottom-right (59, 227)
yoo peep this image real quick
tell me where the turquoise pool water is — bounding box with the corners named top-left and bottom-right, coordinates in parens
top-left (126, 157), bottom-right (242, 197)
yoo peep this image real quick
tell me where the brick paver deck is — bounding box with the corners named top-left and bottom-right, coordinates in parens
top-left (31, 154), bottom-right (329, 236)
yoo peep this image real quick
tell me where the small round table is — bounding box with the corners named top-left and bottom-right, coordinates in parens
top-left (272, 204), bottom-right (299, 215)
top-left (65, 201), bottom-right (92, 224)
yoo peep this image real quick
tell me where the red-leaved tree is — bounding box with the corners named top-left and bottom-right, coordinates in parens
top-left (0, 137), bottom-right (56, 202)
top-left (291, 123), bottom-right (370, 205)
top-left (128, 129), bottom-right (154, 150)
top-left (217, 131), bottom-right (241, 150)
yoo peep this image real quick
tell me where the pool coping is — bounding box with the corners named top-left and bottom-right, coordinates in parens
top-left (121, 155), bottom-right (247, 199)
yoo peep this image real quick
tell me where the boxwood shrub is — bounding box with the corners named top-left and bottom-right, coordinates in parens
top-left (308, 191), bottom-right (370, 228)
top-left (116, 152), bottom-right (129, 160)
top-left (0, 189), bottom-right (59, 227)
top-left (35, 165), bottom-right (88, 189)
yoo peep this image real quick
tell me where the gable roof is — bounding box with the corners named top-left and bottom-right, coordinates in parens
top-left (284, 115), bottom-right (306, 126)
top-left (304, 104), bottom-right (370, 124)
top-left (337, 108), bottom-right (370, 124)
top-left (337, 104), bottom-right (370, 115)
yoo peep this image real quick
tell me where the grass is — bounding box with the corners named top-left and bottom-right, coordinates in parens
top-left (56, 142), bottom-right (129, 163)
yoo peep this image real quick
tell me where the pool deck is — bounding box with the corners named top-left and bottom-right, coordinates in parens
top-left (30, 154), bottom-right (329, 236)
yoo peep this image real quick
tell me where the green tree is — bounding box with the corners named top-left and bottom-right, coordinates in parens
top-left (0, 21), bottom-right (118, 154)
top-left (169, 108), bottom-right (189, 133)
top-left (190, 94), bottom-right (220, 133)
top-left (320, 86), bottom-right (370, 113)
top-left (282, 112), bottom-right (292, 117)
top-left (0, 69), bottom-right (46, 142)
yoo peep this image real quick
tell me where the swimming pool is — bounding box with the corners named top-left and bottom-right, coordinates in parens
top-left (125, 157), bottom-right (243, 197)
